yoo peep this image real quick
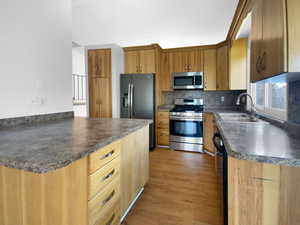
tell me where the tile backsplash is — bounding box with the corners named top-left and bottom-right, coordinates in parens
top-left (162, 90), bottom-right (246, 109)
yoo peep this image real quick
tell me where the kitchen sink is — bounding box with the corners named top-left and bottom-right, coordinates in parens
top-left (218, 113), bottom-right (269, 124)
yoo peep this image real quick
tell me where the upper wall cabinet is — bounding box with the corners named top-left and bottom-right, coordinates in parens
top-left (172, 49), bottom-right (203, 72)
top-left (160, 52), bottom-right (172, 91)
top-left (203, 49), bottom-right (217, 91)
top-left (88, 49), bottom-right (111, 78)
top-left (230, 38), bottom-right (248, 90)
top-left (251, 0), bottom-right (300, 82)
top-left (124, 49), bottom-right (156, 73)
top-left (216, 44), bottom-right (230, 90)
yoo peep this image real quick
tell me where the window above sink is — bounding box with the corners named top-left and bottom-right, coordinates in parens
top-left (250, 74), bottom-right (287, 121)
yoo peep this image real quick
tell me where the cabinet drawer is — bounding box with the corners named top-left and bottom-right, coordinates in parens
top-left (89, 157), bottom-right (120, 200)
top-left (157, 118), bottom-right (169, 129)
top-left (157, 111), bottom-right (169, 119)
top-left (89, 141), bottom-right (121, 174)
top-left (157, 129), bottom-right (169, 146)
top-left (94, 200), bottom-right (120, 225)
top-left (89, 178), bottom-right (120, 225)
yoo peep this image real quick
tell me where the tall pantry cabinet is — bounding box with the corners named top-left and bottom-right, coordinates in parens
top-left (88, 49), bottom-right (112, 118)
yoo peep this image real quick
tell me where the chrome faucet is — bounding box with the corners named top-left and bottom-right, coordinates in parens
top-left (236, 93), bottom-right (257, 121)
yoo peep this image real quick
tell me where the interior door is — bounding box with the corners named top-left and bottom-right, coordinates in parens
top-left (120, 75), bottom-right (132, 118)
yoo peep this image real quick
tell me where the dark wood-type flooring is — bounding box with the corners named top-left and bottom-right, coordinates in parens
top-left (122, 148), bottom-right (222, 225)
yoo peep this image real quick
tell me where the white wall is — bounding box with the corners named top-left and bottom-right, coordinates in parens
top-left (85, 44), bottom-right (124, 118)
top-left (72, 47), bottom-right (86, 75)
top-left (0, 0), bottom-right (72, 119)
top-left (72, 46), bottom-right (88, 117)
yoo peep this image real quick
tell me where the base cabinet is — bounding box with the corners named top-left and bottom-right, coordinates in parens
top-left (120, 126), bottom-right (149, 216)
top-left (228, 157), bottom-right (300, 225)
top-left (156, 112), bottom-right (169, 146)
top-left (0, 125), bottom-right (150, 225)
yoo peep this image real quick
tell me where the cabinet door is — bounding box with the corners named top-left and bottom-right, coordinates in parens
top-left (203, 113), bottom-right (216, 155)
top-left (172, 51), bottom-right (189, 72)
top-left (260, 0), bottom-right (287, 79)
top-left (230, 38), bottom-right (248, 90)
top-left (139, 49), bottom-right (156, 73)
top-left (189, 49), bottom-right (203, 72)
top-left (89, 77), bottom-right (101, 118)
top-left (216, 45), bottom-right (229, 90)
top-left (124, 51), bottom-right (139, 73)
top-left (203, 49), bottom-right (217, 90)
top-left (160, 52), bottom-right (172, 91)
top-left (89, 78), bottom-right (112, 118)
top-left (250, 0), bottom-right (263, 82)
top-left (88, 49), bottom-right (111, 78)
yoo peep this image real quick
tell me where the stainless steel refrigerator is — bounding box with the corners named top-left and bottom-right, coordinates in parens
top-left (120, 74), bottom-right (155, 149)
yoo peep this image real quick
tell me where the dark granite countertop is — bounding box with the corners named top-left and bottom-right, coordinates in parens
top-left (208, 110), bottom-right (300, 167)
top-left (0, 117), bottom-right (152, 173)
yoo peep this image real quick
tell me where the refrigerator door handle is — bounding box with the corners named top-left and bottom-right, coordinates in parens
top-left (130, 83), bottom-right (134, 118)
top-left (128, 83), bottom-right (131, 117)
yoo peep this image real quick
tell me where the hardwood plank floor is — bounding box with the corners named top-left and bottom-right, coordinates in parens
top-left (122, 148), bottom-right (223, 225)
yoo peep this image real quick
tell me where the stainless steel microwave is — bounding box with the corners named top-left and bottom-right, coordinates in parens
top-left (173, 72), bottom-right (204, 90)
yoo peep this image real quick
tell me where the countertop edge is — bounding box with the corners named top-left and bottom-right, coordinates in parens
top-left (210, 111), bottom-right (300, 168)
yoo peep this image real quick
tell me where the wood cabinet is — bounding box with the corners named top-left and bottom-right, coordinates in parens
top-left (89, 77), bottom-right (112, 118)
top-left (88, 49), bottom-right (111, 78)
top-left (124, 49), bottom-right (156, 73)
top-left (120, 126), bottom-right (149, 216)
top-left (203, 49), bottom-right (217, 90)
top-left (0, 157), bottom-right (88, 225)
top-left (228, 157), bottom-right (300, 225)
top-left (156, 111), bottom-right (169, 146)
top-left (230, 38), bottom-right (248, 90)
top-left (172, 49), bottom-right (203, 72)
top-left (203, 113), bottom-right (216, 155)
top-left (250, 0), bottom-right (287, 82)
top-left (217, 44), bottom-right (230, 90)
top-left (0, 126), bottom-right (150, 225)
top-left (159, 52), bottom-right (172, 91)
top-left (89, 49), bottom-right (112, 118)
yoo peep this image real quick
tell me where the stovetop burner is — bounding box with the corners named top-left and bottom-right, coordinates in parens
top-left (170, 98), bottom-right (204, 113)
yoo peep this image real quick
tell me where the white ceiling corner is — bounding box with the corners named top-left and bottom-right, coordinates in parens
top-left (72, 0), bottom-right (239, 48)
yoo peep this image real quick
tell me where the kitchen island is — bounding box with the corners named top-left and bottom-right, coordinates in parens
top-left (0, 116), bottom-right (152, 225)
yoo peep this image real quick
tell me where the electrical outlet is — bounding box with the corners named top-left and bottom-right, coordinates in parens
top-left (221, 96), bottom-right (225, 102)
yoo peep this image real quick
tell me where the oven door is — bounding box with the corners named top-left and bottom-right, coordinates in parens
top-left (169, 117), bottom-right (203, 144)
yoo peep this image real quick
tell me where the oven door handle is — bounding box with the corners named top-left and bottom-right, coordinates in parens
top-left (170, 117), bottom-right (203, 122)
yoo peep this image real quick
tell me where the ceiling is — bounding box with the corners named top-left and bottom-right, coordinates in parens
top-left (72, 0), bottom-right (239, 48)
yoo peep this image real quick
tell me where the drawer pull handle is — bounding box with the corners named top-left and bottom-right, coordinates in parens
top-left (105, 213), bottom-right (115, 225)
top-left (100, 150), bottom-right (115, 160)
top-left (102, 190), bottom-right (115, 206)
top-left (252, 177), bottom-right (273, 182)
top-left (102, 169), bottom-right (115, 181)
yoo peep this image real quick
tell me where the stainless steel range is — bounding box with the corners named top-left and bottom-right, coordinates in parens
top-left (169, 98), bottom-right (204, 153)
